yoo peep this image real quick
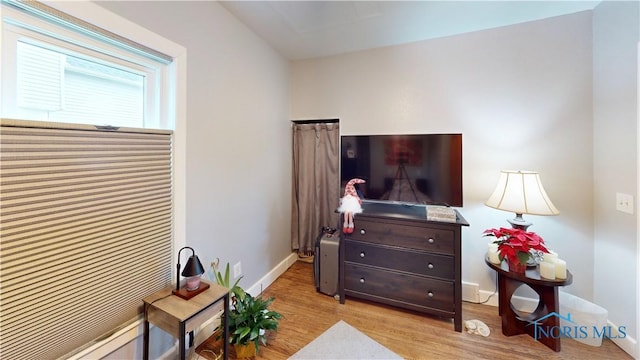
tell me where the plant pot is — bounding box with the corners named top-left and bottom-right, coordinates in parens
top-left (508, 261), bottom-right (527, 273)
top-left (233, 343), bottom-right (256, 359)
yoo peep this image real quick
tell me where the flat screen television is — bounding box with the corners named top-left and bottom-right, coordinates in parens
top-left (340, 133), bottom-right (463, 207)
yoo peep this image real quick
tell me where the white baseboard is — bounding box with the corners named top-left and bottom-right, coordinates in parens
top-left (473, 289), bottom-right (499, 307)
top-left (246, 252), bottom-right (299, 297)
top-left (71, 252), bottom-right (299, 359)
top-left (69, 320), bottom-right (144, 360)
top-left (607, 319), bottom-right (637, 359)
top-left (191, 252), bottom-right (299, 346)
top-left (461, 281), bottom-right (480, 303)
top-left (468, 290), bottom-right (538, 309)
top-left (74, 256), bottom-right (638, 360)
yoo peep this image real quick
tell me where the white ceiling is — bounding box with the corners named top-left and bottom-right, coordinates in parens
top-left (220, 1), bottom-right (600, 60)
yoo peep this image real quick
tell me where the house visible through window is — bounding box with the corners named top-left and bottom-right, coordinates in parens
top-left (2, 0), bottom-right (170, 130)
top-left (17, 41), bottom-right (145, 127)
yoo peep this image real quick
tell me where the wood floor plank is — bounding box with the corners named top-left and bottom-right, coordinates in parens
top-left (198, 260), bottom-right (632, 360)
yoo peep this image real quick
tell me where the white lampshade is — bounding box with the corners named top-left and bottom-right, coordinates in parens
top-left (485, 170), bottom-right (559, 229)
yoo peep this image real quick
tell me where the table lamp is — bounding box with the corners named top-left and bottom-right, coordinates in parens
top-left (172, 246), bottom-right (209, 300)
top-left (485, 170), bottom-right (559, 230)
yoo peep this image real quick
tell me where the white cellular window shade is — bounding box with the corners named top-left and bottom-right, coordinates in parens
top-left (0, 119), bottom-right (174, 359)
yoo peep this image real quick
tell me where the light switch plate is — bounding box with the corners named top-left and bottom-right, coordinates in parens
top-left (616, 193), bottom-right (634, 214)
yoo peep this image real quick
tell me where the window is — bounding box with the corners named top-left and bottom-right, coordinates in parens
top-left (16, 41), bottom-right (145, 126)
top-left (0, 1), bottom-right (186, 358)
top-left (1, 0), bottom-right (170, 129)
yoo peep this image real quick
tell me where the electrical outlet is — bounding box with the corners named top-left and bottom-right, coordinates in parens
top-left (233, 262), bottom-right (242, 279)
top-left (616, 193), bottom-right (634, 214)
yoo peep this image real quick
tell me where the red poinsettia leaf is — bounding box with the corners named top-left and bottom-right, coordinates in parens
top-left (525, 232), bottom-right (544, 246)
top-left (484, 228), bottom-right (508, 238)
top-left (483, 228), bottom-right (498, 236)
top-left (484, 226), bottom-right (550, 265)
top-left (536, 243), bottom-right (550, 253)
top-left (515, 232), bottom-right (528, 243)
top-left (498, 244), bottom-right (517, 263)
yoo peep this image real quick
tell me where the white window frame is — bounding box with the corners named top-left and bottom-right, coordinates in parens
top-left (0, 1), bottom-right (187, 357)
top-left (2, 5), bottom-right (165, 129)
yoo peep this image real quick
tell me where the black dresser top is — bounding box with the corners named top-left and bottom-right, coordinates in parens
top-left (357, 200), bottom-right (469, 226)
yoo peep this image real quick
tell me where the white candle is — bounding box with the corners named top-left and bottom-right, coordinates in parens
top-left (488, 250), bottom-right (501, 265)
top-left (488, 243), bottom-right (501, 264)
top-left (543, 251), bottom-right (558, 263)
top-left (555, 259), bottom-right (567, 279)
top-left (539, 261), bottom-right (556, 279)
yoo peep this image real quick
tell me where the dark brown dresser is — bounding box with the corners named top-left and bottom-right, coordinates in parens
top-left (339, 201), bottom-right (468, 332)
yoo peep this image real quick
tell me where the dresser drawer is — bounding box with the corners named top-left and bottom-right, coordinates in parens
top-left (350, 218), bottom-right (455, 254)
top-left (343, 263), bottom-right (455, 311)
top-left (344, 240), bottom-right (454, 279)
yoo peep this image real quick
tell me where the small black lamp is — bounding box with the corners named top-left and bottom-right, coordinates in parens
top-left (172, 246), bottom-right (209, 300)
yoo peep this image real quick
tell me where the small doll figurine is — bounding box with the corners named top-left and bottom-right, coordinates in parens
top-left (338, 178), bottom-right (366, 234)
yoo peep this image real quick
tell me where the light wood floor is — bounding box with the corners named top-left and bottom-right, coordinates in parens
top-left (199, 260), bottom-right (632, 360)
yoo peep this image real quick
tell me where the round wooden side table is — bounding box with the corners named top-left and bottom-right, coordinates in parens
top-left (485, 257), bottom-right (573, 352)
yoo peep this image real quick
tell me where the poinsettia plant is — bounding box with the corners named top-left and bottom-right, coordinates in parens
top-left (483, 227), bottom-right (549, 266)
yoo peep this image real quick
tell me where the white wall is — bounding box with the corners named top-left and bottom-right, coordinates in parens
top-left (593, 0), bottom-right (639, 353)
top-left (292, 12), bottom-right (595, 300)
top-left (94, 0), bottom-right (292, 357)
top-left (96, 0), bottom-right (291, 290)
top-left (71, 1), bottom-right (638, 357)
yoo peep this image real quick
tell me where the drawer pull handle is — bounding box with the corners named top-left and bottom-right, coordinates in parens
top-left (360, 229), bottom-right (366, 235)
top-left (427, 263), bottom-right (434, 270)
top-left (427, 291), bottom-right (434, 298)
top-left (359, 278), bottom-right (365, 284)
top-left (427, 238), bottom-right (435, 244)
top-left (360, 252), bottom-right (366, 258)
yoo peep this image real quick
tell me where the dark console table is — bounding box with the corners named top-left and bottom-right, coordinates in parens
top-left (485, 258), bottom-right (573, 351)
top-left (339, 201), bottom-right (468, 332)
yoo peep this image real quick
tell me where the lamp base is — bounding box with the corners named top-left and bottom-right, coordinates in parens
top-left (172, 281), bottom-right (210, 300)
top-left (507, 213), bottom-right (532, 231)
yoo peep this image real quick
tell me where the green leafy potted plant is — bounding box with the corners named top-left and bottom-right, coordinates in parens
top-left (210, 259), bottom-right (246, 301)
top-left (210, 260), bottom-right (282, 358)
top-left (228, 293), bottom-right (282, 358)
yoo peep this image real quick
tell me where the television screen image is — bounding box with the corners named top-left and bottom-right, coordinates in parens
top-left (340, 134), bottom-right (463, 207)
